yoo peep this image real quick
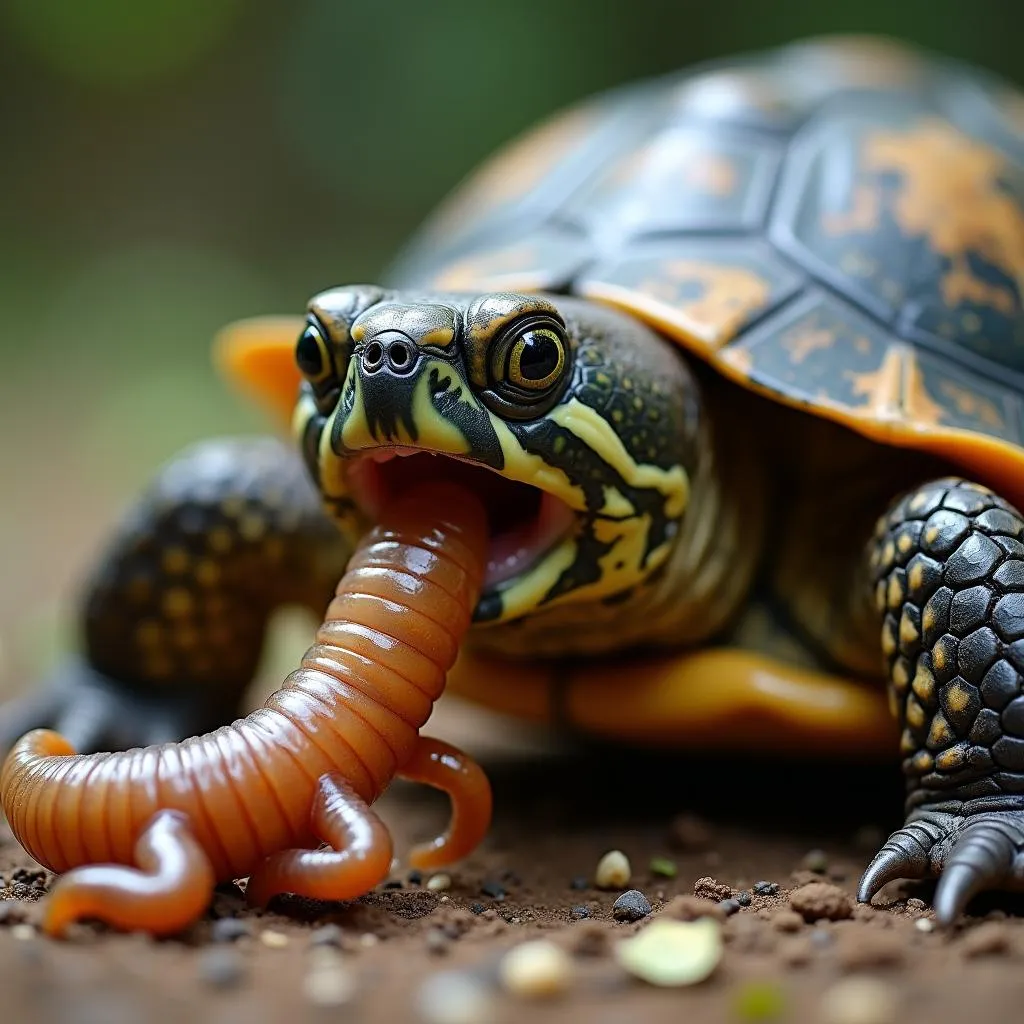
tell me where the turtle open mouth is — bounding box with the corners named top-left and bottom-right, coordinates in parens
top-left (345, 449), bottom-right (576, 590)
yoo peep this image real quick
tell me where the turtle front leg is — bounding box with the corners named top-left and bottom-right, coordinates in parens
top-left (858, 477), bottom-right (1024, 924)
top-left (0, 437), bottom-right (349, 756)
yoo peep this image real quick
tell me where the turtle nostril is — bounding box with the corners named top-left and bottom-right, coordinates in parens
top-left (387, 340), bottom-right (415, 374)
top-left (363, 340), bottom-right (385, 371)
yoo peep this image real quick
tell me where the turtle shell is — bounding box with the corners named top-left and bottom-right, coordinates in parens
top-left (389, 35), bottom-right (1024, 510)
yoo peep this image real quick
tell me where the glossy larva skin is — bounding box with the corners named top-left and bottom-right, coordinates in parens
top-left (0, 484), bottom-right (492, 936)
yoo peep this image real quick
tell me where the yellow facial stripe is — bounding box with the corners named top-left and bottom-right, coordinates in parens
top-left (601, 486), bottom-right (634, 518)
top-left (410, 363), bottom-right (474, 454)
top-left (490, 416), bottom-right (586, 510)
top-left (492, 536), bottom-right (579, 618)
top-left (551, 399), bottom-right (690, 517)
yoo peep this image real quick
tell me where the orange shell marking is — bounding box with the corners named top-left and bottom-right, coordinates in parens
top-left (212, 315), bottom-right (306, 427)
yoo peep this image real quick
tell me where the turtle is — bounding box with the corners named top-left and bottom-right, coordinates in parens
top-left (3, 33), bottom-right (1024, 925)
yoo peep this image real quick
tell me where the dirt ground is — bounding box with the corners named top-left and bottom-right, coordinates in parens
top-left (2, 694), bottom-right (1024, 1024)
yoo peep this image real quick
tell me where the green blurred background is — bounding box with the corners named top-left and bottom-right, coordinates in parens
top-left (0, 0), bottom-right (1021, 686)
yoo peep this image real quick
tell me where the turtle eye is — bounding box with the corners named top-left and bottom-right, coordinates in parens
top-left (295, 320), bottom-right (333, 385)
top-left (483, 317), bottom-right (570, 419)
top-left (506, 327), bottom-right (565, 391)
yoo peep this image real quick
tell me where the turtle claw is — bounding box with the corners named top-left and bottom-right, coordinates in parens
top-left (858, 809), bottom-right (1024, 925)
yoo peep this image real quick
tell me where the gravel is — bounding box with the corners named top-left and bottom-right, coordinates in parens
top-left (612, 890), bottom-right (652, 921)
top-left (595, 851), bottom-right (632, 890)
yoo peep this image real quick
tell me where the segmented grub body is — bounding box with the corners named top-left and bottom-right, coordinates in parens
top-left (0, 484), bottom-right (488, 918)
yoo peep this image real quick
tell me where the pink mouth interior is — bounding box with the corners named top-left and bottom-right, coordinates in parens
top-left (346, 449), bottom-right (575, 589)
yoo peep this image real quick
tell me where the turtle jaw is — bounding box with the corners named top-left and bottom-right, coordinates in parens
top-left (343, 449), bottom-right (578, 594)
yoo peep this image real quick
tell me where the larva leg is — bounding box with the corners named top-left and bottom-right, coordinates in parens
top-left (0, 437), bottom-right (350, 756)
top-left (42, 810), bottom-right (215, 938)
top-left (399, 736), bottom-right (492, 870)
top-left (245, 773), bottom-right (393, 907)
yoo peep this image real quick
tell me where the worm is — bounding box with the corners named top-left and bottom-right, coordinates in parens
top-left (0, 481), bottom-right (493, 937)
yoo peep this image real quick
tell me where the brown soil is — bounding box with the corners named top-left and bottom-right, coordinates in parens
top-left (1, 699), bottom-right (1023, 1024)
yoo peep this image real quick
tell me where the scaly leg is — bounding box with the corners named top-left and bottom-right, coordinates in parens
top-left (245, 773), bottom-right (394, 906)
top-left (398, 736), bottom-right (493, 870)
top-left (0, 437), bottom-right (350, 756)
top-left (43, 810), bottom-right (215, 938)
top-left (858, 478), bottom-right (1024, 924)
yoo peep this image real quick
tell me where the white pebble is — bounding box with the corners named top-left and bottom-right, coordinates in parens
top-left (416, 970), bottom-right (496, 1024)
top-left (914, 918), bottom-right (934, 933)
top-left (427, 873), bottom-right (453, 892)
top-left (303, 954), bottom-right (357, 1007)
top-left (498, 939), bottom-right (572, 998)
top-left (595, 850), bottom-right (631, 889)
top-left (10, 924), bottom-right (35, 942)
top-left (260, 929), bottom-right (289, 948)
top-left (359, 932), bottom-right (379, 948)
top-left (615, 919), bottom-right (722, 987)
top-left (821, 977), bottom-right (899, 1024)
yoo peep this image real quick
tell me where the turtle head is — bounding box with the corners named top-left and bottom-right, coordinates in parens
top-left (292, 285), bottom-right (702, 645)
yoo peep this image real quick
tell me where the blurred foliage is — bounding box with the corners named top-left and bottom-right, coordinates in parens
top-left (0, 0), bottom-right (1020, 623)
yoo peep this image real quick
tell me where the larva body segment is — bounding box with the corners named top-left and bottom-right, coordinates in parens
top-left (0, 482), bottom-right (492, 935)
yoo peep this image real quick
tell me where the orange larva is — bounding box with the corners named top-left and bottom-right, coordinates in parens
top-left (0, 481), bottom-right (492, 937)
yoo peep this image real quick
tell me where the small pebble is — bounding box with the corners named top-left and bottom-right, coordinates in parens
top-left (753, 881), bottom-right (779, 896)
top-left (960, 922), bottom-right (1012, 958)
top-left (595, 850), bottom-right (631, 890)
top-left (693, 877), bottom-right (733, 901)
top-left (789, 883), bottom-right (853, 922)
top-left (570, 905), bottom-right (590, 920)
top-left (612, 890), bottom-right (652, 921)
top-left (470, 902), bottom-right (485, 915)
top-left (417, 970), bottom-right (496, 1024)
top-left (199, 947), bottom-right (246, 990)
top-left (649, 856), bottom-right (677, 878)
top-left (309, 923), bottom-right (345, 948)
top-left (668, 813), bottom-right (712, 851)
top-left (905, 897), bottom-right (927, 911)
top-left (359, 933), bottom-right (379, 948)
top-left (480, 881), bottom-right (507, 900)
top-left (260, 929), bottom-right (289, 949)
top-left (10, 924), bottom-right (35, 942)
top-left (914, 918), bottom-right (934, 933)
top-left (820, 977), bottom-right (898, 1024)
top-left (425, 928), bottom-right (450, 956)
top-left (718, 899), bottom-right (741, 917)
top-left (801, 849), bottom-right (829, 874)
top-left (408, 870), bottom-right (423, 886)
top-left (303, 951), bottom-right (356, 1007)
top-left (427, 874), bottom-right (452, 892)
top-left (499, 939), bottom-right (573, 998)
top-left (210, 918), bottom-right (250, 943)
top-left (772, 911), bottom-right (804, 933)
top-left (569, 876), bottom-right (588, 890)
top-left (736, 891), bottom-right (752, 907)
top-left (615, 918), bottom-right (722, 987)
